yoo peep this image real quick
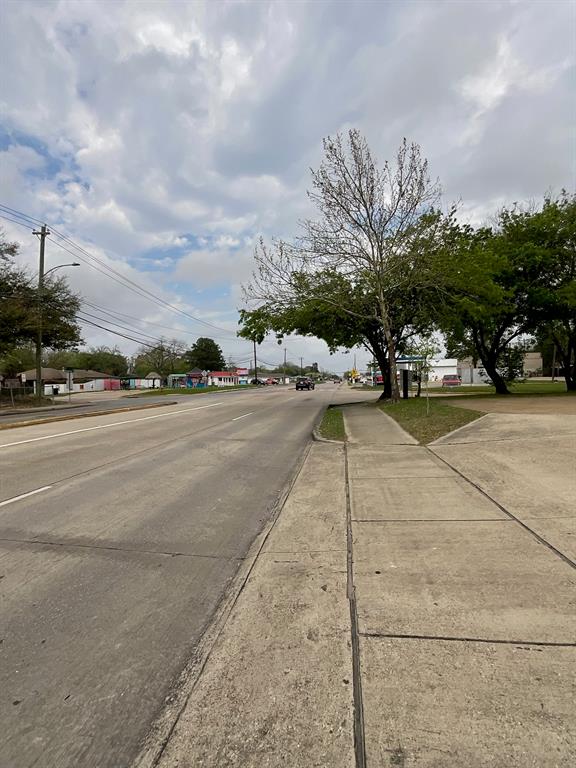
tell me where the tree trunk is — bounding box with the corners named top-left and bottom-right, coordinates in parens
top-left (553, 333), bottom-right (576, 391)
top-left (472, 324), bottom-right (510, 395)
top-left (480, 354), bottom-right (510, 395)
top-left (416, 369), bottom-right (422, 397)
top-left (370, 346), bottom-right (391, 401)
top-left (378, 295), bottom-right (400, 402)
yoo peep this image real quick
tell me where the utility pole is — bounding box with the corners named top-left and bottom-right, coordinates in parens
top-left (283, 347), bottom-right (287, 379)
top-left (300, 357), bottom-right (303, 375)
top-left (253, 338), bottom-right (258, 383)
top-left (32, 224), bottom-right (50, 402)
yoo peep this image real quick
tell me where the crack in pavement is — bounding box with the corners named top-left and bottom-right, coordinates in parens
top-left (0, 536), bottom-right (242, 561)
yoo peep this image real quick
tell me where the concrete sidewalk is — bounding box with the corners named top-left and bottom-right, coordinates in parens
top-left (345, 405), bottom-right (575, 767)
top-left (136, 404), bottom-right (575, 767)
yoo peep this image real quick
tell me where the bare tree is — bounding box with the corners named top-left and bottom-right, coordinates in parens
top-left (245, 130), bottom-right (442, 400)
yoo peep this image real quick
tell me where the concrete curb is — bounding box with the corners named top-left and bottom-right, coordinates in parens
top-left (0, 401), bottom-right (179, 431)
top-left (312, 427), bottom-right (345, 444)
top-left (428, 412), bottom-right (490, 445)
top-left (313, 404), bottom-right (348, 444)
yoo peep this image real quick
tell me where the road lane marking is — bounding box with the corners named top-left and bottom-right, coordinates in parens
top-left (0, 402), bottom-right (223, 449)
top-left (232, 412), bottom-right (254, 421)
top-left (0, 486), bottom-right (53, 507)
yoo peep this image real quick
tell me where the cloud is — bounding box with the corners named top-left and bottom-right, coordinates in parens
top-left (1, 0), bottom-right (574, 372)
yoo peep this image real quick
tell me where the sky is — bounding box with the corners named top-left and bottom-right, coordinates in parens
top-left (1, 0), bottom-right (574, 374)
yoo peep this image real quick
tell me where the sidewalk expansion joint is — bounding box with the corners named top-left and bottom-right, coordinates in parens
top-left (0, 536), bottom-right (241, 561)
top-left (359, 632), bottom-right (576, 648)
top-left (427, 447), bottom-right (576, 571)
top-left (352, 518), bottom-right (513, 523)
top-left (344, 443), bottom-right (368, 768)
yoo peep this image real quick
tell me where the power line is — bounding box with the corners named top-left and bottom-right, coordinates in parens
top-left (78, 310), bottom-right (161, 343)
top-left (1, 205), bottom-right (302, 353)
top-left (77, 317), bottom-right (161, 349)
top-left (81, 299), bottom-right (239, 342)
top-left (0, 204), bottom-right (239, 336)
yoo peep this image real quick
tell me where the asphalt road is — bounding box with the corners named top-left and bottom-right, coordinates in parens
top-left (0, 389), bottom-right (250, 425)
top-left (0, 384), bottom-right (370, 768)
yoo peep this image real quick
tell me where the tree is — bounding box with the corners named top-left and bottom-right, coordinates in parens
top-left (185, 337), bottom-right (226, 371)
top-left (240, 268), bottom-right (431, 399)
top-left (440, 195), bottom-right (576, 393)
top-left (44, 346), bottom-right (129, 375)
top-left (244, 131), bottom-right (444, 401)
top-left (133, 338), bottom-right (187, 377)
top-left (0, 229), bottom-right (82, 357)
top-left (438, 222), bottom-right (537, 395)
top-left (82, 346), bottom-right (128, 375)
top-left (0, 343), bottom-right (36, 376)
top-left (498, 193), bottom-right (576, 390)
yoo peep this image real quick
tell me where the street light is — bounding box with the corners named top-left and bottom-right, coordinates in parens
top-left (32, 227), bottom-right (81, 402)
top-left (43, 263), bottom-right (81, 278)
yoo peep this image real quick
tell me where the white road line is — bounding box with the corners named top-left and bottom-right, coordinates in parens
top-left (232, 412), bottom-right (254, 421)
top-left (0, 402), bottom-right (223, 449)
top-left (0, 486), bottom-right (53, 507)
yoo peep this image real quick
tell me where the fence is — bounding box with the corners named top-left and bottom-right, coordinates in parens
top-left (0, 386), bottom-right (50, 409)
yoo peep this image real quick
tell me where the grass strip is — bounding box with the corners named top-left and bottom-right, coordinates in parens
top-left (378, 397), bottom-right (482, 444)
top-left (135, 384), bottom-right (259, 396)
top-left (318, 406), bottom-right (346, 441)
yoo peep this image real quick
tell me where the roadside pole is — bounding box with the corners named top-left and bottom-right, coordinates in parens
top-left (32, 224), bottom-right (50, 403)
top-left (253, 338), bottom-right (258, 383)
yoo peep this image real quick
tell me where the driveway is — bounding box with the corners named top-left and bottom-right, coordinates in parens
top-left (430, 412), bottom-right (576, 562)
top-left (446, 394), bottom-right (576, 415)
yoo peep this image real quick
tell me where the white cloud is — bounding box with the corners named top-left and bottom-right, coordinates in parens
top-left (1, 0), bottom-right (574, 372)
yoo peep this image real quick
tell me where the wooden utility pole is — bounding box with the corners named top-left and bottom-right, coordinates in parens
top-left (253, 338), bottom-right (258, 383)
top-left (32, 224), bottom-right (50, 402)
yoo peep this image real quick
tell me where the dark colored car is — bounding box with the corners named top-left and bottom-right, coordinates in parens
top-left (250, 378), bottom-right (266, 386)
top-left (296, 377), bottom-right (315, 390)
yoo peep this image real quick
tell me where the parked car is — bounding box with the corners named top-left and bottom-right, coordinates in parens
top-left (442, 374), bottom-right (462, 387)
top-left (296, 377), bottom-right (315, 390)
top-left (265, 377), bottom-right (279, 385)
top-left (250, 378), bottom-right (266, 386)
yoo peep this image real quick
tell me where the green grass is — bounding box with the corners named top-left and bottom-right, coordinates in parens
top-left (0, 394), bottom-right (54, 408)
top-left (438, 380), bottom-right (571, 397)
top-left (134, 384), bottom-right (259, 396)
top-left (378, 397), bottom-right (482, 444)
top-left (318, 406), bottom-right (346, 441)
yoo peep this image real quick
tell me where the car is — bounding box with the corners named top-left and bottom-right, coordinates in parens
top-left (250, 378), bottom-right (266, 386)
top-left (442, 374), bottom-right (461, 387)
top-left (296, 377), bottom-right (315, 390)
top-left (265, 377), bottom-right (279, 385)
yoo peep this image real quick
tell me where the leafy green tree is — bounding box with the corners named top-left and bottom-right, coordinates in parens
top-left (82, 346), bottom-right (128, 375)
top-left (44, 346), bottom-right (129, 375)
top-left (240, 269), bottom-right (431, 399)
top-left (244, 131), bottom-right (445, 401)
top-left (0, 343), bottom-right (36, 376)
top-left (185, 337), bottom-right (226, 371)
top-left (133, 339), bottom-right (187, 377)
top-left (440, 194), bottom-right (576, 393)
top-left (498, 193), bottom-right (576, 390)
top-left (438, 222), bottom-right (539, 395)
top-left (498, 341), bottom-right (532, 383)
top-left (0, 229), bottom-right (82, 357)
